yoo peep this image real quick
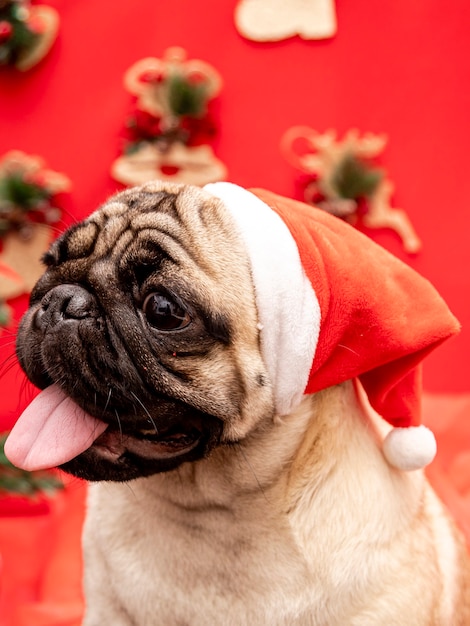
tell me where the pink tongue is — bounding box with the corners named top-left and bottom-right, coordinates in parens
top-left (4, 385), bottom-right (108, 472)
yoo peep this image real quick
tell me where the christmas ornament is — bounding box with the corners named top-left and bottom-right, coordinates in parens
top-left (0, 222), bottom-right (52, 293)
top-left (0, 0), bottom-right (59, 70)
top-left (235, 0), bottom-right (337, 42)
top-left (0, 299), bottom-right (11, 328)
top-left (0, 150), bottom-right (70, 239)
top-left (0, 150), bottom-right (70, 310)
top-left (281, 126), bottom-right (422, 253)
top-left (111, 47), bottom-right (227, 187)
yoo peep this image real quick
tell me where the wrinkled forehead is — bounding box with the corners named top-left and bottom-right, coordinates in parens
top-left (46, 183), bottom-right (239, 268)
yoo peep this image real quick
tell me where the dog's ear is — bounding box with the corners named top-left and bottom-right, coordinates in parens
top-left (204, 183), bottom-right (460, 472)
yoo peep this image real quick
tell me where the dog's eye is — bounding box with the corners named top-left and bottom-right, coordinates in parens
top-left (143, 293), bottom-right (191, 331)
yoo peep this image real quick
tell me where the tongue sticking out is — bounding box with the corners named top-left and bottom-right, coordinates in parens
top-left (4, 385), bottom-right (108, 472)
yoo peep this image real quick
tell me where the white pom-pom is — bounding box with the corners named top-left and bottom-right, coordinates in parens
top-left (382, 425), bottom-right (437, 471)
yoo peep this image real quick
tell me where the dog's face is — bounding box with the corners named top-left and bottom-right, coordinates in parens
top-left (16, 182), bottom-right (274, 482)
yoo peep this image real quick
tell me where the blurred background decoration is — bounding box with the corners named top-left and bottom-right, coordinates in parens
top-left (0, 0), bottom-right (59, 71)
top-left (111, 46), bottom-right (227, 187)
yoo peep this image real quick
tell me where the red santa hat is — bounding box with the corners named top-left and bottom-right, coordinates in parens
top-left (203, 182), bottom-right (460, 471)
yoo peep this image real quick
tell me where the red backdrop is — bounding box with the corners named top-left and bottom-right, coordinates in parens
top-left (0, 4), bottom-right (469, 623)
top-left (1, 0), bottom-right (469, 426)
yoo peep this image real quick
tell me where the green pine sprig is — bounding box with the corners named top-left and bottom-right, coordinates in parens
top-left (0, 171), bottom-right (49, 209)
top-left (0, 171), bottom-right (53, 236)
top-left (0, 433), bottom-right (63, 497)
top-left (330, 152), bottom-right (384, 200)
top-left (0, 2), bottom-right (40, 66)
top-left (0, 301), bottom-right (11, 327)
top-left (167, 72), bottom-right (209, 118)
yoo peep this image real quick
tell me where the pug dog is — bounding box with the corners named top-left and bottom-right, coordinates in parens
top-left (6, 181), bottom-right (470, 625)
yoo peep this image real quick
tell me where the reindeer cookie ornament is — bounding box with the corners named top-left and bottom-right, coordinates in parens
top-left (111, 47), bottom-right (227, 188)
top-left (281, 126), bottom-right (422, 254)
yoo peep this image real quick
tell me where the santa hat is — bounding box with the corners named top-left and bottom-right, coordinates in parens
top-left (203, 182), bottom-right (460, 471)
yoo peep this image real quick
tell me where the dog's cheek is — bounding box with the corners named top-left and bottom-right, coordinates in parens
top-left (196, 346), bottom-right (275, 440)
top-left (168, 351), bottom-right (245, 420)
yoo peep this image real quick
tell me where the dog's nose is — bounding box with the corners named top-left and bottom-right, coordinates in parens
top-left (36, 284), bottom-right (97, 329)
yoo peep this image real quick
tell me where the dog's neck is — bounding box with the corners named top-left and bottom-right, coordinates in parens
top-left (125, 380), bottom-right (424, 527)
top-left (85, 380), bottom-right (432, 624)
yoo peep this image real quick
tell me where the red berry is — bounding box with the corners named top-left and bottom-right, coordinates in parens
top-left (132, 109), bottom-right (162, 137)
top-left (310, 191), bottom-right (325, 203)
top-left (139, 69), bottom-right (165, 84)
top-left (0, 21), bottom-right (13, 42)
top-left (186, 70), bottom-right (207, 85)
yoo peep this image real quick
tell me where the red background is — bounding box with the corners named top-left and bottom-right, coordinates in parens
top-left (1, 0), bottom-right (469, 420)
top-left (0, 2), bottom-right (469, 623)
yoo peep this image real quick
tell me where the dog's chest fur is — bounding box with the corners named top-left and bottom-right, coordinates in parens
top-left (85, 486), bottom-right (315, 625)
top-left (81, 383), bottom-right (470, 625)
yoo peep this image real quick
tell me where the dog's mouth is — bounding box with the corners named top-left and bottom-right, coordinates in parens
top-left (5, 384), bottom-right (224, 482)
top-left (93, 424), bottom-right (203, 461)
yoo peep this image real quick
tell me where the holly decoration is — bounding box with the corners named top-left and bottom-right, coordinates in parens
top-left (0, 299), bottom-right (11, 327)
top-left (281, 127), bottom-right (422, 253)
top-left (0, 433), bottom-right (63, 498)
top-left (0, 0), bottom-right (59, 70)
top-left (167, 72), bottom-right (209, 117)
top-left (0, 152), bottom-right (69, 333)
top-left (122, 47), bottom-right (221, 154)
top-left (0, 0), bottom-right (39, 66)
top-left (0, 150), bottom-right (71, 239)
top-left (330, 152), bottom-right (383, 205)
top-left (112, 47), bottom-right (227, 187)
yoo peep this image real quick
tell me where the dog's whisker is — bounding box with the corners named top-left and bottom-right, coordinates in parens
top-left (49, 361), bottom-right (60, 374)
top-left (54, 372), bottom-right (67, 387)
top-left (114, 408), bottom-right (123, 441)
top-left (130, 391), bottom-right (158, 433)
top-left (0, 352), bottom-right (20, 378)
top-left (234, 443), bottom-right (270, 503)
top-left (71, 377), bottom-right (83, 394)
top-left (0, 337), bottom-right (18, 350)
top-left (123, 481), bottom-right (138, 499)
top-left (102, 388), bottom-right (112, 416)
top-left (0, 326), bottom-right (17, 334)
top-left (18, 375), bottom-right (37, 406)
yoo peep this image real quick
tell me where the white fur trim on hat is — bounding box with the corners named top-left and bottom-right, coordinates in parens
top-left (382, 425), bottom-right (437, 471)
top-left (204, 182), bottom-right (320, 416)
